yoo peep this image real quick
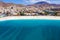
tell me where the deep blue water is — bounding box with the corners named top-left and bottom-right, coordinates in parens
top-left (0, 20), bottom-right (60, 40)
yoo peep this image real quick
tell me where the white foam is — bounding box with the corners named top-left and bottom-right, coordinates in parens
top-left (0, 16), bottom-right (60, 21)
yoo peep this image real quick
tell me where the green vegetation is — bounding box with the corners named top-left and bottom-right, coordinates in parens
top-left (20, 12), bottom-right (25, 16)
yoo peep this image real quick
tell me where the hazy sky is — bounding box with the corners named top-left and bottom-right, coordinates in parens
top-left (1, 0), bottom-right (60, 4)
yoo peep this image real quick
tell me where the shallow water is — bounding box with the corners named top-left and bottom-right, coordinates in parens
top-left (0, 20), bottom-right (60, 40)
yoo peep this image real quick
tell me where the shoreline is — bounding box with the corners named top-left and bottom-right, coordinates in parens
top-left (0, 16), bottom-right (60, 21)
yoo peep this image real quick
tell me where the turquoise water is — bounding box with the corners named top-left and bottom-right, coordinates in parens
top-left (0, 20), bottom-right (60, 40)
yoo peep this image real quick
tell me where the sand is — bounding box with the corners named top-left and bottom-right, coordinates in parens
top-left (0, 16), bottom-right (60, 21)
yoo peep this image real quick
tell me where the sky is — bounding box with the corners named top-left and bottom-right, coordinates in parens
top-left (1, 0), bottom-right (60, 5)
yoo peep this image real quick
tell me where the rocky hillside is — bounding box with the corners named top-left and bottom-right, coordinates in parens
top-left (0, 2), bottom-right (25, 7)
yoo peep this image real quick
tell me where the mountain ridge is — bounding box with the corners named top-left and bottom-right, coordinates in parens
top-left (0, 1), bottom-right (60, 10)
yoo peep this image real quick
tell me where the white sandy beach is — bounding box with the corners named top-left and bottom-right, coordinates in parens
top-left (0, 16), bottom-right (60, 21)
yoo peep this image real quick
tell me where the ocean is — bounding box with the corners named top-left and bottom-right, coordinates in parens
top-left (0, 19), bottom-right (60, 40)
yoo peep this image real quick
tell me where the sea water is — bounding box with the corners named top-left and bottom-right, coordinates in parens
top-left (0, 19), bottom-right (60, 40)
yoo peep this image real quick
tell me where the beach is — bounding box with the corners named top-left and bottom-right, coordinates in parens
top-left (0, 16), bottom-right (60, 21)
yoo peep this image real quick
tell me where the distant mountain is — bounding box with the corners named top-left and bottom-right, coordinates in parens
top-left (28, 1), bottom-right (60, 8)
top-left (0, 1), bottom-right (60, 11)
top-left (27, 1), bottom-right (50, 7)
top-left (35, 1), bottom-right (49, 4)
